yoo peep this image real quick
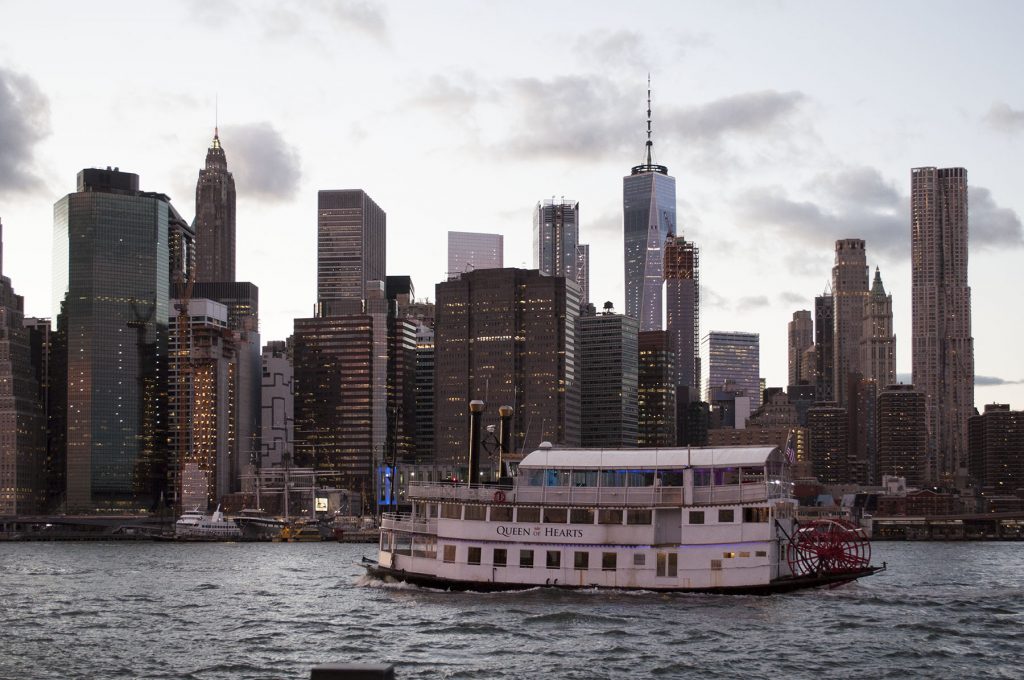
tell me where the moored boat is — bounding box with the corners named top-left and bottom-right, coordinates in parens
top-left (364, 443), bottom-right (884, 593)
top-left (174, 505), bottom-right (242, 541)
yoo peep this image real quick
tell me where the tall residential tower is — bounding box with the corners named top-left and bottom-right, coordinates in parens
top-left (911, 167), bottom-right (974, 483)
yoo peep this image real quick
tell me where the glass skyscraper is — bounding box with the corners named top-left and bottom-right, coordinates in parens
top-left (54, 168), bottom-right (170, 512)
top-left (623, 90), bottom-right (676, 332)
top-left (700, 331), bottom-right (761, 411)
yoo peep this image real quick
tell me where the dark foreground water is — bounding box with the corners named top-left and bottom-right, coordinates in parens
top-left (1, 541), bottom-right (1022, 679)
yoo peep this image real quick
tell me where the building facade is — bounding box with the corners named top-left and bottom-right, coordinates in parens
top-left (788, 310), bottom-right (813, 387)
top-left (968, 404), bottom-right (1024, 493)
top-left (638, 331), bottom-right (676, 447)
top-left (700, 331), bottom-right (760, 410)
top-left (534, 198), bottom-right (579, 280)
top-left (260, 340), bottom-right (293, 470)
top-left (433, 269), bottom-right (581, 464)
top-left (578, 307), bottom-right (639, 448)
top-left (317, 189), bottom-right (386, 316)
top-left (876, 384), bottom-right (927, 488)
top-left (860, 268), bottom-right (897, 388)
top-left (806, 403), bottom-right (848, 485)
top-left (0, 221), bottom-right (46, 515)
top-left (54, 168), bottom-right (171, 512)
top-left (911, 166), bottom-right (974, 484)
top-left (814, 293), bottom-right (834, 403)
top-left (194, 130), bottom-right (236, 283)
top-left (447, 231), bottom-right (503, 279)
top-left (664, 234), bottom-right (700, 399)
top-left (831, 239), bottom-right (869, 408)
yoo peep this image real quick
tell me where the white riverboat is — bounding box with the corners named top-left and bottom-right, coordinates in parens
top-left (364, 443), bottom-right (883, 593)
top-left (174, 506), bottom-right (242, 540)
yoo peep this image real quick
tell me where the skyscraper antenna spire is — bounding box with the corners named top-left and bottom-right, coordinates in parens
top-left (645, 74), bottom-right (653, 166)
top-left (215, 94), bottom-right (219, 139)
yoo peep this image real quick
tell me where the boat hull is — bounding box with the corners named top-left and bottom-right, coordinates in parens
top-left (360, 559), bottom-right (884, 595)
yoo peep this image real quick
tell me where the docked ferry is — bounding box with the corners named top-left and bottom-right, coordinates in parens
top-left (364, 443), bottom-right (883, 593)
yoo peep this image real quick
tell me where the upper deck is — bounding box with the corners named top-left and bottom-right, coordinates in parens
top-left (407, 444), bottom-right (790, 507)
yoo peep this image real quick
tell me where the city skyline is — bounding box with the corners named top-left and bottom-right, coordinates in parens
top-left (1, 2), bottom-right (1023, 407)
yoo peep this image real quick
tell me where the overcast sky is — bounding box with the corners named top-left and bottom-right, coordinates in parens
top-left (1, 0), bottom-right (1023, 408)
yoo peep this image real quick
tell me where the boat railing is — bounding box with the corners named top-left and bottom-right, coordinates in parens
top-left (407, 481), bottom-right (771, 506)
top-left (380, 512), bottom-right (436, 534)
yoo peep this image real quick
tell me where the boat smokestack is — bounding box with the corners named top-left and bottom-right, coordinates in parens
top-left (468, 400), bottom-right (485, 486)
top-left (498, 405), bottom-right (514, 471)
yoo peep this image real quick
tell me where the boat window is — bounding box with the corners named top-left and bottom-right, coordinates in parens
top-left (627, 470), bottom-right (656, 487)
top-left (741, 467), bottom-right (765, 484)
top-left (516, 507), bottom-right (541, 523)
top-left (441, 504), bottom-right (462, 520)
top-left (543, 508), bottom-right (567, 524)
top-left (545, 469), bottom-right (571, 486)
top-left (493, 548), bottom-right (507, 567)
top-left (739, 552), bottom-right (751, 558)
top-left (574, 551), bottom-right (589, 569)
top-left (718, 509), bottom-right (735, 523)
top-left (723, 551), bottom-right (736, 559)
top-left (573, 470), bottom-right (598, 487)
top-left (668, 553), bottom-right (677, 577)
top-left (633, 553), bottom-right (646, 566)
top-left (598, 509), bottom-right (623, 525)
top-left (689, 511), bottom-right (705, 525)
top-left (426, 504), bottom-right (438, 519)
top-left (520, 549), bottom-right (534, 568)
top-left (693, 468), bottom-right (712, 486)
top-left (600, 469), bottom-right (627, 487)
top-left (468, 547), bottom-right (481, 565)
top-left (656, 552), bottom-right (667, 577)
top-left (464, 505), bottom-right (487, 521)
top-left (601, 552), bottom-right (617, 571)
top-left (443, 545), bottom-right (456, 563)
top-left (755, 550), bottom-right (767, 557)
top-left (522, 468), bottom-right (544, 487)
top-left (710, 559), bottom-right (722, 571)
top-left (743, 507), bottom-right (770, 523)
top-left (546, 550), bottom-right (561, 569)
top-left (413, 535), bottom-right (436, 559)
top-left (715, 467), bottom-right (740, 485)
top-left (661, 470), bottom-right (685, 486)
top-left (570, 508), bottom-right (594, 524)
top-left (380, 531), bottom-right (391, 551)
top-left (626, 509), bottom-right (652, 525)
top-left (395, 534), bottom-right (412, 556)
top-left (490, 506), bottom-right (513, 522)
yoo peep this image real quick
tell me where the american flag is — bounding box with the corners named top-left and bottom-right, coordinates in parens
top-left (784, 431), bottom-right (796, 464)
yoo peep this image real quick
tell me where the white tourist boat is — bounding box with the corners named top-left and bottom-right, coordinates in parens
top-left (174, 505), bottom-right (242, 540)
top-left (364, 443), bottom-right (883, 593)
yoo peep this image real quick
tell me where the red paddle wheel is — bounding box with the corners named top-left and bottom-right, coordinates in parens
top-left (786, 518), bottom-right (872, 577)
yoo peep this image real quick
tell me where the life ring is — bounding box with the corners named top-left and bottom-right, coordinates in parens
top-left (493, 490), bottom-right (506, 503)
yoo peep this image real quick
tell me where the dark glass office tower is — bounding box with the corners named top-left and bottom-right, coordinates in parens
top-left (0, 220), bottom-right (46, 515)
top-left (194, 129), bottom-right (236, 283)
top-left (54, 168), bottom-right (170, 512)
top-left (317, 190), bottom-right (386, 317)
top-left (624, 85), bottom-right (675, 332)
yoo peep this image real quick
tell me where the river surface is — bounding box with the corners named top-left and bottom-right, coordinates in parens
top-left (1, 541), bottom-right (1022, 679)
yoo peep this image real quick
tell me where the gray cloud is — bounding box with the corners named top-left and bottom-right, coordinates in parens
top-left (971, 186), bottom-right (1024, 248)
top-left (574, 30), bottom-right (648, 70)
top-left (665, 90), bottom-right (806, 144)
top-left (737, 184), bottom-right (908, 260)
top-left (779, 291), bottom-right (809, 306)
top-left (0, 67), bottom-right (50, 194)
top-left (409, 74), bottom-right (484, 117)
top-left (221, 122), bottom-right (301, 201)
top-left (976, 375), bottom-right (1024, 386)
top-left (736, 295), bottom-right (770, 311)
top-left (324, 0), bottom-right (388, 43)
top-left (983, 102), bottom-right (1024, 133)
top-left (737, 166), bottom-right (1024, 261)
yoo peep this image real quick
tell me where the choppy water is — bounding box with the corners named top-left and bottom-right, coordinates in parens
top-left (2, 541), bottom-right (1023, 679)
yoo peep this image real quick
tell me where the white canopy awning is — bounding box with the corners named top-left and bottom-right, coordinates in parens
top-left (518, 445), bottom-right (779, 470)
